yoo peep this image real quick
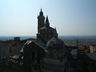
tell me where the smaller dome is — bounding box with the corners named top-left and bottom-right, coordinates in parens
top-left (46, 37), bottom-right (64, 49)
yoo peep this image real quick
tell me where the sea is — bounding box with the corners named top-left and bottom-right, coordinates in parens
top-left (0, 36), bottom-right (96, 41)
top-left (0, 36), bottom-right (36, 41)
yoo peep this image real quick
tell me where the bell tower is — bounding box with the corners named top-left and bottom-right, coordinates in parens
top-left (37, 9), bottom-right (45, 33)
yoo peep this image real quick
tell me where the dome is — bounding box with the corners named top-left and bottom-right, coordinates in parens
top-left (46, 37), bottom-right (65, 49)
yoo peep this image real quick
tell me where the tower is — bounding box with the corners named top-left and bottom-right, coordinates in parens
top-left (45, 16), bottom-right (50, 27)
top-left (37, 9), bottom-right (45, 33)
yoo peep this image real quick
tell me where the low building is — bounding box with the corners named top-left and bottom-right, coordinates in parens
top-left (78, 45), bottom-right (90, 54)
top-left (89, 45), bottom-right (96, 53)
top-left (14, 37), bottom-right (20, 41)
top-left (0, 41), bottom-right (11, 63)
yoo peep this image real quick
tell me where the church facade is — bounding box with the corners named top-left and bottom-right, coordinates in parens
top-left (37, 9), bottom-right (58, 43)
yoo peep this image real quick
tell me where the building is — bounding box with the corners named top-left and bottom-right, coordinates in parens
top-left (14, 37), bottom-right (20, 41)
top-left (23, 9), bottom-right (72, 72)
top-left (0, 41), bottom-right (11, 63)
top-left (37, 9), bottom-right (58, 43)
top-left (78, 45), bottom-right (89, 54)
top-left (89, 45), bottom-right (96, 53)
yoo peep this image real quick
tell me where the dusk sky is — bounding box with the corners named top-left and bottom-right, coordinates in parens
top-left (0, 0), bottom-right (96, 36)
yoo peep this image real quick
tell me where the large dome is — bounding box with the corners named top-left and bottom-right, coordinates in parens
top-left (46, 37), bottom-right (65, 49)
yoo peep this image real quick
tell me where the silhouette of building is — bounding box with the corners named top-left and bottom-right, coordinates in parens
top-left (37, 9), bottom-right (58, 43)
top-left (23, 9), bottom-right (71, 72)
top-left (14, 37), bottom-right (20, 41)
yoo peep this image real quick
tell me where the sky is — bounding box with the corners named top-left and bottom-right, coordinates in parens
top-left (0, 0), bottom-right (96, 36)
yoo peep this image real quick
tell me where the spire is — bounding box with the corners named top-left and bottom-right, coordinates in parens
top-left (40, 8), bottom-right (43, 16)
top-left (46, 16), bottom-right (50, 27)
top-left (40, 8), bottom-right (42, 11)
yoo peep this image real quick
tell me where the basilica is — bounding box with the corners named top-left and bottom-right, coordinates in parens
top-left (37, 9), bottom-right (58, 43)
